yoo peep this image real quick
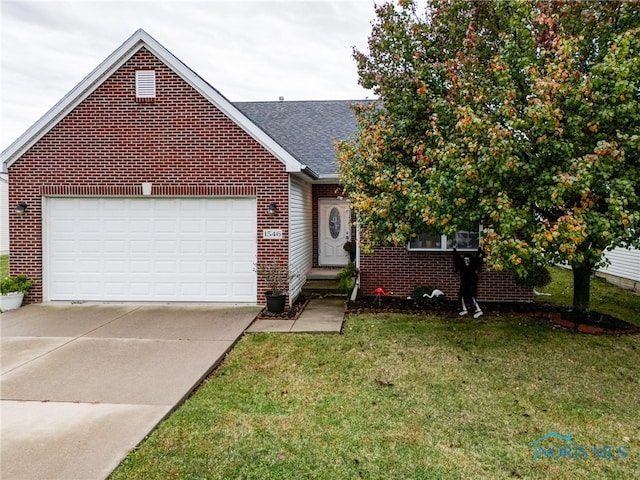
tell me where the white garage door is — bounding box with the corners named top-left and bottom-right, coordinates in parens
top-left (45, 197), bottom-right (256, 302)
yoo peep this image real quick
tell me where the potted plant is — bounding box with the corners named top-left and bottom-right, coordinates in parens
top-left (1, 275), bottom-right (32, 311)
top-left (255, 261), bottom-right (297, 314)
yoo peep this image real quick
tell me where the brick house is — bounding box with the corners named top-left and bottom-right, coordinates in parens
top-left (2, 29), bottom-right (531, 306)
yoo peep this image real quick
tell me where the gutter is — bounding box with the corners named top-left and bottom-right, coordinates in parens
top-left (300, 165), bottom-right (319, 180)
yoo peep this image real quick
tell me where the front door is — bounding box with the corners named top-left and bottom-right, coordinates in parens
top-left (318, 199), bottom-right (350, 266)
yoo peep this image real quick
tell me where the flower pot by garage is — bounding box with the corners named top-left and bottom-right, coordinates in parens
top-left (0, 292), bottom-right (25, 312)
top-left (265, 292), bottom-right (286, 314)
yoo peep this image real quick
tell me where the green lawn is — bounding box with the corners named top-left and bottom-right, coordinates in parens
top-left (0, 254), bottom-right (8, 279)
top-left (111, 273), bottom-right (640, 479)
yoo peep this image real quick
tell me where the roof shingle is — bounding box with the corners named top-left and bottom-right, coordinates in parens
top-left (234, 100), bottom-right (368, 178)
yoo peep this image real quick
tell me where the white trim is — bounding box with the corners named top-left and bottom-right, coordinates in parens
top-left (0, 173), bottom-right (9, 254)
top-left (42, 196), bottom-right (51, 301)
top-left (2, 29), bottom-right (304, 174)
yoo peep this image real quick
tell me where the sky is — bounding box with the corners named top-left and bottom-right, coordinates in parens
top-left (0, 0), bottom-right (379, 152)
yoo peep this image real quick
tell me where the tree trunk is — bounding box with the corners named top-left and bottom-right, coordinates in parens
top-left (572, 263), bottom-right (592, 313)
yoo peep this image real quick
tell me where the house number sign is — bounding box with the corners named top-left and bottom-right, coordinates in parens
top-left (262, 229), bottom-right (283, 239)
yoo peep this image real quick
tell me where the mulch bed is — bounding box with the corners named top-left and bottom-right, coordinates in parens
top-left (255, 295), bottom-right (312, 320)
top-left (346, 296), bottom-right (639, 335)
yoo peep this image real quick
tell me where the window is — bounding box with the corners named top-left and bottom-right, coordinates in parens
top-left (408, 229), bottom-right (480, 251)
top-left (135, 70), bottom-right (156, 100)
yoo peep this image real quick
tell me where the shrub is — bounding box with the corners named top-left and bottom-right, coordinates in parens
top-left (337, 262), bottom-right (358, 290)
top-left (1, 275), bottom-right (32, 295)
top-left (412, 285), bottom-right (437, 301)
top-left (254, 262), bottom-right (297, 295)
top-left (514, 264), bottom-right (552, 289)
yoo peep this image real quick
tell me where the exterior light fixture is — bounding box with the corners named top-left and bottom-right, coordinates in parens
top-left (14, 202), bottom-right (27, 215)
top-left (267, 203), bottom-right (277, 216)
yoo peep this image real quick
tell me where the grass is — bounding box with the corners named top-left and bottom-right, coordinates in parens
top-left (111, 272), bottom-right (640, 479)
top-left (0, 254), bottom-right (8, 279)
top-left (536, 266), bottom-right (640, 323)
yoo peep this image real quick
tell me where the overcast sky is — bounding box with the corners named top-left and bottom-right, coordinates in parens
top-left (0, 0), bottom-right (378, 152)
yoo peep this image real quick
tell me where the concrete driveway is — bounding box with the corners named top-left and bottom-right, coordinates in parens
top-left (0, 302), bottom-right (261, 480)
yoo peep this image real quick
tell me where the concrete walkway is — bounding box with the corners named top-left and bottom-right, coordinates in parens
top-left (246, 297), bottom-right (345, 333)
top-left (0, 302), bottom-right (261, 480)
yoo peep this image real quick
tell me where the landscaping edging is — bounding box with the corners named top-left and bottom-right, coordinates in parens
top-left (542, 312), bottom-right (639, 335)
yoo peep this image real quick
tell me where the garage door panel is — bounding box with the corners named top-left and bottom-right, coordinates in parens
top-left (179, 240), bottom-right (204, 255)
top-left (129, 260), bottom-right (151, 273)
top-left (155, 282), bottom-right (178, 294)
top-left (105, 283), bottom-right (127, 295)
top-left (233, 219), bottom-right (254, 232)
top-left (52, 259), bottom-right (75, 272)
top-left (129, 240), bottom-right (152, 253)
top-left (180, 262), bottom-right (203, 274)
top-left (155, 240), bottom-right (177, 254)
top-left (77, 259), bottom-right (101, 271)
top-left (103, 240), bottom-right (126, 253)
top-left (205, 259), bottom-right (228, 272)
top-left (52, 240), bottom-right (76, 254)
top-left (233, 240), bottom-right (255, 255)
top-left (77, 281), bottom-right (102, 294)
top-left (51, 281), bottom-right (75, 295)
top-left (129, 220), bottom-right (152, 232)
top-left (232, 282), bottom-right (254, 296)
top-left (46, 197), bottom-right (257, 302)
top-left (206, 239), bottom-right (228, 250)
top-left (155, 219), bottom-right (175, 233)
top-left (104, 217), bottom-right (125, 227)
top-left (180, 219), bottom-right (203, 233)
top-left (156, 261), bottom-right (178, 274)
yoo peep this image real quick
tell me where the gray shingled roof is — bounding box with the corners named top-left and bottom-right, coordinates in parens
top-left (234, 100), bottom-right (368, 178)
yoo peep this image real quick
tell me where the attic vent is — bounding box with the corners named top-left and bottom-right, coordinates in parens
top-left (135, 70), bottom-right (156, 101)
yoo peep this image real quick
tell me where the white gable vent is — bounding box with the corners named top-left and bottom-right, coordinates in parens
top-left (135, 70), bottom-right (156, 100)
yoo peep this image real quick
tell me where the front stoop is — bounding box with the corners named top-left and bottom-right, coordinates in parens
top-left (246, 297), bottom-right (345, 333)
top-left (302, 268), bottom-right (348, 297)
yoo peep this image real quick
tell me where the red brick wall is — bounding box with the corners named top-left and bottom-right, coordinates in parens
top-left (310, 184), bottom-right (531, 302)
top-left (8, 47), bottom-right (290, 304)
top-left (359, 247), bottom-right (533, 303)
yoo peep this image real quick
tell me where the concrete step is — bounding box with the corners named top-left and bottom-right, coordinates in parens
top-left (306, 268), bottom-right (341, 281)
top-left (302, 280), bottom-right (346, 297)
top-left (303, 267), bottom-right (352, 297)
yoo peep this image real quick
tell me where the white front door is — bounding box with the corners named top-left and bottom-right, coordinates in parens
top-left (318, 199), bottom-right (350, 266)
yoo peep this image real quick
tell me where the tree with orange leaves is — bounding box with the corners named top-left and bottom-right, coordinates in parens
top-left (338, 0), bottom-right (640, 312)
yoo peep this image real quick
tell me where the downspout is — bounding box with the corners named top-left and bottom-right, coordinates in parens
top-left (350, 216), bottom-right (360, 301)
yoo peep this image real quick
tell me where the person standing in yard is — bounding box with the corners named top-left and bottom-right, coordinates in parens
top-left (453, 247), bottom-right (483, 318)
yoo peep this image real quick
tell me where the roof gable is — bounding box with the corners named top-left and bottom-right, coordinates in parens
top-left (1, 29), bottom-right (304, 173)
